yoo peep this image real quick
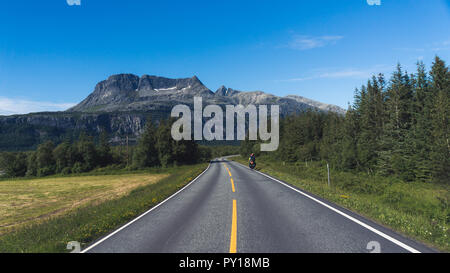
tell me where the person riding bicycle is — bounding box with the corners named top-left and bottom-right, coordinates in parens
top-left (248, 153), bottom-right (256, 169)
top-left (249, 153), bottom-right (256, 164)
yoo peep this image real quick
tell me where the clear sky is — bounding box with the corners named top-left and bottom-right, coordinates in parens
top-left (1, 0), bottom-right (449, 115)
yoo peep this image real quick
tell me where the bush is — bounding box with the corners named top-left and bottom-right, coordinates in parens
top-left (37, 166), bottom-right (55, 177)
top-left (71, 162), bottom-right (85, 174)
top-left (61, 167), bottom-right (72, 175)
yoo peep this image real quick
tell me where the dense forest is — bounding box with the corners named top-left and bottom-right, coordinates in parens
top-left (242, 56), bottom-right (449, 184)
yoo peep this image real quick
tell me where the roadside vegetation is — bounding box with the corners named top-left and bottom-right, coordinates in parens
top-left (0, 163), bottom-right (208, 252)
top-left (232, 155), bottom-right (449, 252)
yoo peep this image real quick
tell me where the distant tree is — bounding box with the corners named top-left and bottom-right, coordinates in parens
top-left (197, 145), bottom-right (212, 162)
top-left (26, 151), bottom-right (38, 176)
top-left (53, 141), bottom-right (72, 173)
top-left (36, 140), bottom-right (55, 176)
top-left (172, 138), bottom-right (198, 165)
top-left (97, 130), bottom-right (113, 167)
top-left (133, 121), bottom-right (159, 168)
top-left (0, 152), bottom-right (27, 177)
top-left (155, 119), bottom-right (174, 167)
top-left (76, 134), bottom-right (97, 172)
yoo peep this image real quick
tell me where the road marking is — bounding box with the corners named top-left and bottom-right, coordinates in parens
top-left (223, 163), bottom-right (232, 177)
top-left (229, 199), bottom-right (237, 253)
top-left (81, 163), bottom-right (212, 253)
top-left (230, 178), bottom-right (235, 192)
top-left (229, 161), bottom-right (421, 253)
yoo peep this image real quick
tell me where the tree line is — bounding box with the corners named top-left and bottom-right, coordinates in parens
top-left (0, 118), bottom-right (219, 178)
top-left (242, 56), bottom-right (449, 184)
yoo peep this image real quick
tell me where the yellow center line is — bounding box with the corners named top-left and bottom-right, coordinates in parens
top-left (225, 165), bottom-right (234, 191)
top-left (229, 199), bottom-right (237, 253)
top-left (223, 163), bottom-right (232, 177)
top-left (230, 178), bottom-right (235, 192)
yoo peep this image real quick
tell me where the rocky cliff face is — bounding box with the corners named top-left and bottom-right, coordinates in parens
top-left (0, 74), bottom-right (345, 150)
top-left (0, 112), bottom-right (154, 150)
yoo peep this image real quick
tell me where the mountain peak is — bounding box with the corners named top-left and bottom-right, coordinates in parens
top-left (191, 75), bottom-right (201, 82)
top-left (215, 85), bottom-right (227, 96)
top-left (215, 86), bottom-right (241, 97)
top-left (69, 74), bottom-right (214, 112)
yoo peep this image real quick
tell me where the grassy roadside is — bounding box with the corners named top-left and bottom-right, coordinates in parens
top-left (0, 163), bottom-right (208, 253)
top-left (231, 156), bottom-right (449, 252)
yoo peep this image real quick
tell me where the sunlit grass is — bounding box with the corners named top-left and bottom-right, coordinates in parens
top-left (0, 163), bottom-right (208, 252)
top-left (0, 173), bottom-right (169, 235)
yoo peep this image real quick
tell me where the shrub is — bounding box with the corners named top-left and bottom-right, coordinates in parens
top-left (71, 162), bottom-right (85, 174)
top-left (37, 167), bottom-right (55, 177)
top-left (61, 167), bottom-right (72, 175)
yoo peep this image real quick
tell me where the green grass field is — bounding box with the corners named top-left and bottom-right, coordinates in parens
top-left (231, 155), bottom-right (449, 252)
top-left (0, 163), bottom-right (208, 253)
top-left (0, 173), bottom-right (170, 235)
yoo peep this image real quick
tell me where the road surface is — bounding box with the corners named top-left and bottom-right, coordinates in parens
top-left (83, 158), bottom-right (436, 253)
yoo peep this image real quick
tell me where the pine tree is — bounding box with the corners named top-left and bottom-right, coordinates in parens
top-left (429, 56), bottom-right (450, 184)
top-left (356, 76), bottom-right (386, 173)
top-left (339, 105), bottom-right (358, 170)
top-left (133, 120), bottom-right (159, 168)
top-left (36, 140), bottom-right (56, 176)
top-left (155, 119), bottom-right (174, 167)
top-left (98, 130), bottom-right (112, 167)
top-left (410, 61), bottom-right (433, 181)
top-left (76, 134), bottom-right (97, 172)
top-left (378, 64), bottom-right (415, 180)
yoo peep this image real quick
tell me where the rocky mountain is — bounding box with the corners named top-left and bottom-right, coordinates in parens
top-left (69, 74), bottom-right (216, 112)
top-left (0, 74), bottom-right (345, 151)
top-left (68, 74), bottom-right (345, 115)
top-left (286, 95), bottom-right (347, 114)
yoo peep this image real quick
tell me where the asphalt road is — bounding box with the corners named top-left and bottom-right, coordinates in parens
top-left (83, 158), bottom-right (436, 253)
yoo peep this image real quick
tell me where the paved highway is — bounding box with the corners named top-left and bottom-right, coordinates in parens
top-left (83, 158), bottom-right (436, 253)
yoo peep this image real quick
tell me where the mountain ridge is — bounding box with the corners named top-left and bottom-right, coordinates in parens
top-left (68, 74), bottom-right (346, 115)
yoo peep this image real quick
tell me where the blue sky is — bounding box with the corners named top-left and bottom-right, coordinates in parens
top-left (1, 0), bottom-right (449, 115)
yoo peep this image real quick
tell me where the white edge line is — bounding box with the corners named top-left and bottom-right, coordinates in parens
top-left (229, 160), bottom-right (421, 253)
top-left (81, 163), bottom-right (211, 253)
